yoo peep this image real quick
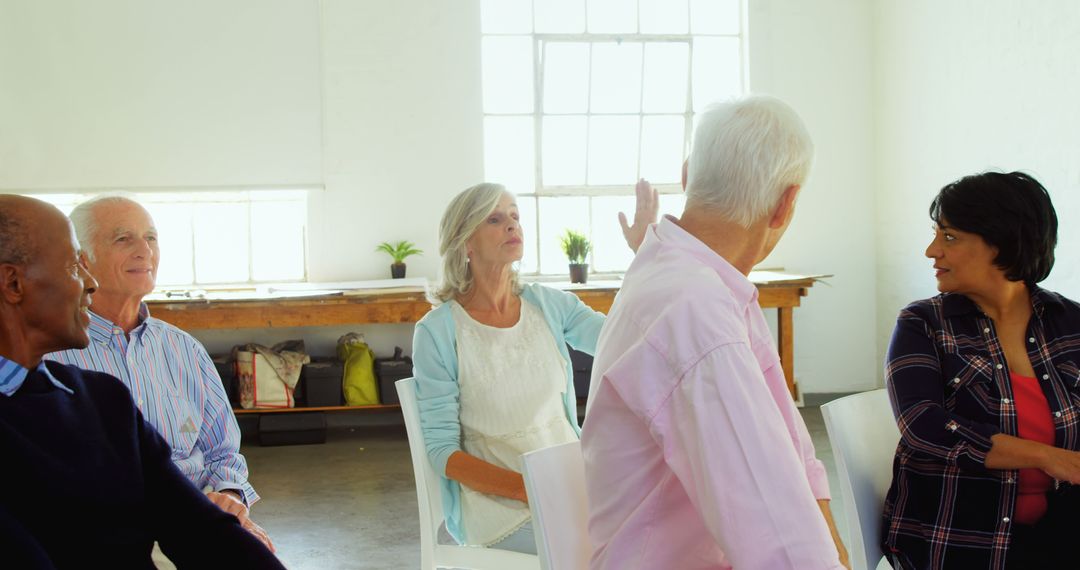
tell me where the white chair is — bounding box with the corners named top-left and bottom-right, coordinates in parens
top-left (821, 389), bottom-right (900, 570)
top-left (396, 378), bottom-right (540, 570)
top-left (522, 441), bottom-right (591, 570)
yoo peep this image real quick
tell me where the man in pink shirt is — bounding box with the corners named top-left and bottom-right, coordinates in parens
top-left (582, 95), bottom-right (849, 569)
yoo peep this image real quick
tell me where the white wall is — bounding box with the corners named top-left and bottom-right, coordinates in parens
top-left (2, 0), bottom-right (886, 393)
top-left (750, 0), bottom-right (879, 393)
top-left (874, 0), bottom-right (1080, 371)
top-left (0, 0), bottom-right (322, 189)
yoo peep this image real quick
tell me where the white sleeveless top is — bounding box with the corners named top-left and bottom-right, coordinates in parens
top-left (451, 300), bottom-right (578, 546)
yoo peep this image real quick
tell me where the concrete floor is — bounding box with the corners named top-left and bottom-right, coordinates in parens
top-left (241, 401), bottom-right (852, 570)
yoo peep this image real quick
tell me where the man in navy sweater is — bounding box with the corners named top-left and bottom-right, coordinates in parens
top-left (0, 195), bottom-right (284, 569)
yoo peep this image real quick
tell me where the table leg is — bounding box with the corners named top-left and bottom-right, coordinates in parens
top-left (778, 306), bottom-right (798, 400)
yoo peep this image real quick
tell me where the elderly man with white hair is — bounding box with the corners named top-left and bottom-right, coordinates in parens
top-left (582, 96), bottom-right (850, 569)
top-left (46, 196), bottom-right (273, 562)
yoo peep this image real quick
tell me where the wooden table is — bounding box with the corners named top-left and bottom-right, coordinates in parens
top-left (147, 273), bottom-right (819, 400)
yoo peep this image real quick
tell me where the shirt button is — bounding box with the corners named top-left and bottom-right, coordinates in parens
top-left (953, 378), bottom-right (961, 385)
top-left (1002, 398), bottom-right (1011, 404)
top-left (1029, 337), bottom-right (1036, 343)
top-left (1056, 411), bottom-right (1063, 418)
top-left (1044, 374), bottom-right (1050, 380)
top-left (1003, 517), bottom-right (1010, 523)
top-left (1006, 477), bottom-right (1015, 483)
top-left (996, 364), bottom-right (1003, 370)
top-left (137, 398), bottom-right (143, 407)
top-left (983, 327), bottom-right (991, 334)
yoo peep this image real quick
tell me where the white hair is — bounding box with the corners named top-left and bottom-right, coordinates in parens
top-left (430, 183), bottom-right (521, 304)
top-left (685, 95), bottom-right (815, 227)
top-left (68, 193), bottom-right (142, 261)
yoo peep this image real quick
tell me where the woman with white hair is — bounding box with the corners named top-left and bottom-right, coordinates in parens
top-left (412, 182), bottom-right (655, 553)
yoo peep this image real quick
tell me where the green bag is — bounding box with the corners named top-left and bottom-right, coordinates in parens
top-left (338, 333), bottom-right (379, 406)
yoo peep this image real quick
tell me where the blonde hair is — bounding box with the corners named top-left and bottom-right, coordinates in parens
top-left (430, 183), bottom-right (521, 304)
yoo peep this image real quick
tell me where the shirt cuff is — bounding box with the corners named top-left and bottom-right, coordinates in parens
top-left (215, 483), bottom-right (259, 507)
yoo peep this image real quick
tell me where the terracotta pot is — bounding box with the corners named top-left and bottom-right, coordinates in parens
top-left (569, 263), bottom-right (589, 284)
top-left (391, 263), bottom-right (406, 279)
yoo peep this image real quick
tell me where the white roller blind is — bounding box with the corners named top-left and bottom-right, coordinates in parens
top-left (0, 0), bottom-right (322, 191)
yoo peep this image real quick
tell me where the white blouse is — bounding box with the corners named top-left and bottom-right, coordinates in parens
top-left (451, 300), bottom-right (578, 546)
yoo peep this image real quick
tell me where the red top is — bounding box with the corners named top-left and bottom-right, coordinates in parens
top-left (1010, 371), bottom-right (1056, 525)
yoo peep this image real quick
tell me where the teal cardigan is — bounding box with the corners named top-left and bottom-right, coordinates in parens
top-left (411, 283), bottom-right (604, 543)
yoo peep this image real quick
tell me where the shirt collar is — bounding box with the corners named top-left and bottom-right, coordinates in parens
top-left (653, 215), bottom-right (758, 305)
top-left (88, 302), bottom-right (156, 346)
top-left (941, 285), bottom-right (1064, 319)
top-left (0, 355), bottom-right (74, 397)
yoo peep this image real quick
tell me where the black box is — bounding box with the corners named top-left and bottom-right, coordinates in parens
top-left (302, 358), bottom-right (344, 407)
top-left (568, 345), bottom-right (593, 400)
top-left (375, 347), bottom-right (412, 405)
top-left (258, 413), bottom-right (327, 446)
top-left (212, 355), bottom-right (239, 407)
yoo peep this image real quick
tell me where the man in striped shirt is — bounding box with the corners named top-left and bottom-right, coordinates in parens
top-left (46, 195), bottom-right (273, 557)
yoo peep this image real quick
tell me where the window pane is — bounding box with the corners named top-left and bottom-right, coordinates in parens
top-left (144, 202), bottom-right (195, 286)
top-left (484, 116), bottom-right (536, 193)
top-left (543, 42), bottom-right (589, 113)
top-left (542, 115), bottom-right (587, 186)
top-left (590, 42), bottom-right (642, 113)
top-left (691, 0), bottom-right (740, 35)
top-left (515, 195), bottom-right (538, 273)
top-left (251, 201), bottom-right (306, 281)
top-left (642, 42), bottom-right (690, 113)
top-left (590, 195), bottom-right (635, 272)
top-left (692, 37), bottom-right (742, 110)
top-left (587, 0), bottom-right (637, 33)
top-left (660, 192), bottom-right (686, 219)
top-left (640, 115), bottom-right (684, 184)
top-left (640, 0), bottom-right (688, 33)
top-left (538, 196), bottom-right (589, 274)
top-left (193, 203), bottom-right (249, 284)
top-left (535, 0), bottom-right (585, 33)
top-left (482, 36), bottom-right (534, 114)
top-left (481, 0), bottom-right (532, 33)
top-left (587, 115), bottom-right (639, 185)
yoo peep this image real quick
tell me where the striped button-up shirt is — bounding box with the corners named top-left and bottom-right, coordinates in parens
top-left (47, 304), bottom-right (258, 506)
top-left (883, 287), bottom-right (1080, 569)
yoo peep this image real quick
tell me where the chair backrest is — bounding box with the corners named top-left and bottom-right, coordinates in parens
top-left (396, 378), bottom-right (540, 570)
top-left (820, 389), bottom-right (900, 570)
top-left (522, 441), bottom-right (591, 570)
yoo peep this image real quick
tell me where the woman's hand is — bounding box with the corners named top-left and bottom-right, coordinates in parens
top-left (446, 450), bottom-right (530, 504)
top-left (1040, 447), bottom-right (1080, 484)
top-left (619, 178), bottom-right (659, 253)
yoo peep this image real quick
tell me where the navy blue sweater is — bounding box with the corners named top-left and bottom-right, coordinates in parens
top-left (0, 361), bottom-right (284, 569)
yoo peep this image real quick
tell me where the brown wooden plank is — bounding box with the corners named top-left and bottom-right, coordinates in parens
top-left (232, 404), bottom-right (401, 414)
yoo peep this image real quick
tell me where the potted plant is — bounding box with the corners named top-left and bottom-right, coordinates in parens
top-left (376, 240), bottom-right (423, 279)
top-left (560, 229), bottom-right (591, 284)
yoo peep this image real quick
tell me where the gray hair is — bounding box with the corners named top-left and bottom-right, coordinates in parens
top-left (68, 194), bottom-right (141, 261)
top-left (686, 95), bottom-right (815, 228)
top-left (430, 183), bottom-right (521, 304)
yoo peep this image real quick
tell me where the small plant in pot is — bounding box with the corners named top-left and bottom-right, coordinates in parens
top-left (560, 229), bottom-right (591, 284)
top-left (376, 240), bottom-right (423, 279)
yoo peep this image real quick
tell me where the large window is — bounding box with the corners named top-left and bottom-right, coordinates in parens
top-left (33, 190), bottom-right (308, 288)
top-left (481, 0), bottom-right (745, 274)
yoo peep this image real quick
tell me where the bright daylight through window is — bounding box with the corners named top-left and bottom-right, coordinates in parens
top-left (34, 191), bottom-right (308, 288)
top-left (481, 0), bottom-right (744, 275)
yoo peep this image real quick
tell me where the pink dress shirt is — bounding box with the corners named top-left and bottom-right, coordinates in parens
top-left (581, 217), bottom-right (843, 570)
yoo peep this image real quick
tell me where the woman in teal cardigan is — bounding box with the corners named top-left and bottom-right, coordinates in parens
top-left (413, 182), bottom-right (655, 552)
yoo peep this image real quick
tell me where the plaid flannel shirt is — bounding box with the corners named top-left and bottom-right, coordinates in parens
top-left (883, 287), bottom-right (1080, 570)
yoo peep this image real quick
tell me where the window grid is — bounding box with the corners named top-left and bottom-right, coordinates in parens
top-left (482, 0), bottom-right (745, 275)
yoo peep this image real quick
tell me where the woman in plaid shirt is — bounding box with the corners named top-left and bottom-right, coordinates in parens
top-left (883, 171), bottom-right (1080, 569)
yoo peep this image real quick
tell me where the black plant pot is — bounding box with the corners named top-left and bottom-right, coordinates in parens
top-left (569, 263), bottom-right (589, 284)
top-left (391, 263), bottom-right (406, 279)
